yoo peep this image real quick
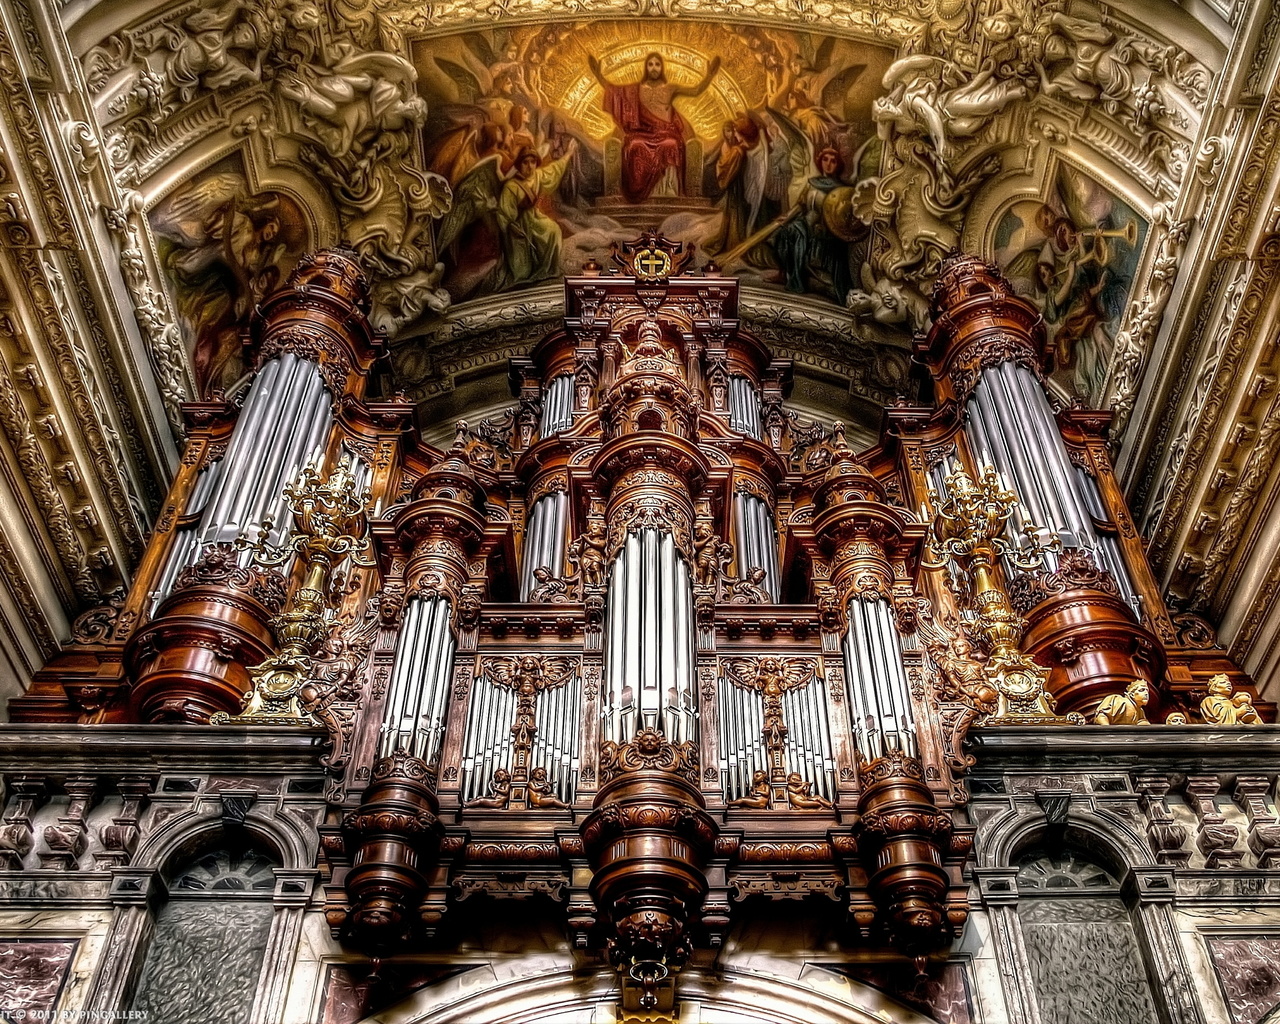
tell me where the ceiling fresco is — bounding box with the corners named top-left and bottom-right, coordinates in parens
top-left (410, 23), bottom-right (894, 309)
top-left (149, 155), bottom-right (312, 395)
top-left (76, 0), bottom-right (1215, 418)
top-left (994, 163), bottom-right (1148, 401)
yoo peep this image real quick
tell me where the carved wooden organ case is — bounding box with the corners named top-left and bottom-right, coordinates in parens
top-left (13, 241), bottom-right (1259, 1009)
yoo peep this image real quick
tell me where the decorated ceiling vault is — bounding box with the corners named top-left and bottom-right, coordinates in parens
top-left (82, 0), bottom-right (1211, 414)
top-left (0, 0), bottom-right (1279, 1021)
top-left (0, 0), bottom-right (1249, 693)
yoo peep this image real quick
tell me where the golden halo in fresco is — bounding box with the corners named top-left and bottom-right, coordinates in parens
top-left (535, 22), bottom-right (763, 141)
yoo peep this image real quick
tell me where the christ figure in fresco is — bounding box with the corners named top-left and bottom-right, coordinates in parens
top-left (588, 51), bottom-right (721, 204)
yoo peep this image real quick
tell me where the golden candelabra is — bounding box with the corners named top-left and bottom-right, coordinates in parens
top-left (926, 467), bottom-right (1082, 726)
top-left (213, 456), bottom-right (374, 727)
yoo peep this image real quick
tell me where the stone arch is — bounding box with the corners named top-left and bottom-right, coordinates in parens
top-left (127, 830), bottom-right (282, 1024)
top-left (978, 800), bottom-right (1153, 872)
top-left (131, 799), bottom-right (315, 874)
top-left (362, 962), bottom-right (950, 1024)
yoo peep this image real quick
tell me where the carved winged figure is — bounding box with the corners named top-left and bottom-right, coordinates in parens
top-left (915, 606), bottom-right (997, 714)
top-left (297, 608), bottom-right (379, 772)
top-left (725, 656), bottom-right (816, 697)
top-left (487, 655), bottom-right (576, 696)
top-left (725, 656), bottom-right (817, 752)
top-left (486, 655), bottom-right (576, 750)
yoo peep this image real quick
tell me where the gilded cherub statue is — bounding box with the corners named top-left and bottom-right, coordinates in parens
top-left (1199, 673), bottom-right (1261, 726)
top-left (1093, 680), bottom-right (1152, 726)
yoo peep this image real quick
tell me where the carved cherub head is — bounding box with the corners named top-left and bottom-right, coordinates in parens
top-left (635, 728), bottom-right (663, 755)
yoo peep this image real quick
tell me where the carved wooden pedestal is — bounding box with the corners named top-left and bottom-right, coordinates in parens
top-left (856, 750), bottom-right (964, 955)
top-left (581, 729), bottom-right (717, 1010)
top-left (341, 750), bottom-right (444, 954)
top-left (127, 547), bottom-right (284, 723)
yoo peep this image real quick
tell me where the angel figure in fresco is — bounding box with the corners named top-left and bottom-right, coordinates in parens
top-left (708, 114), bottom-right (770, 257)
top-left (498, 143), bottom-right (577, 285)
top-left (588, 51), bottom-right (721, 203)
top-left (436, 142), bottom-right (577, 295)
top-left (150, 171), bottom-right (298, 395)
top-left (771, 146), bottom-right (859, 304)
top-left (999, 167), bottom-right (1141, 400)
top-left (711, 71), bottom-right (869, 305)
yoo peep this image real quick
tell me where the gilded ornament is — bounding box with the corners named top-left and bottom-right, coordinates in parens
top-left (924, 467), bottom-right (1082, 727)
top-left (1198, 673), bottom-right (1261, 726)
top-left (1093, 680), bottom-right (1152, 725)
top-left (213, 456), bottom-right (374, 737)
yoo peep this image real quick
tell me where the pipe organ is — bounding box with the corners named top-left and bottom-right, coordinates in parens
top-left (15, 240), bottom-right (1266, 1012)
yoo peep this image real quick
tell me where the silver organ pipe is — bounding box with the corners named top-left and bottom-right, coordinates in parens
top-left (966, 361), bottom-right (1137, 596)
top-left (520, 491), bottom-right (570, 599)
top-left (728, 376), bottom-right (763, 439)
top-left (219, 354), bottom-right (325, 546)
top-left (149, 459), bottom-right (223, 611)
top-left (540, 374), bottom-right (576, 435)
top-left (153, 352), bottom-right (335, 602)
top-left (733, 492), bottom-right (780, 601)
top-left (602, 529), bottom-right (696, 743)
top-left (717, 678), bottom-right (764, 802)
top-left (461, 677), bottom-right (516, 804)
top-left (1074, 465), bottom-right (1141, 613)
top-left (260, 384), bottom-right (333, 550)
top-left (842, 597), bottom-right (917, 761)
top-left (198, 356), bottom-right (283, 541)
top-left (528, 670), bottom-right (583, 804)
top-left (378, 595), bottom-right (457, 765)
top-left (782, 677), bottom-right (835, 802)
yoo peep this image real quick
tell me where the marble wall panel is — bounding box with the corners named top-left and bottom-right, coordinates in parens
top-left (129, 900), bottom-right (272, 1024)
top-left (0, 939), bottom-right (78, 1015)
top-left (1206, 935), bottom-right (1280, 1024)
top-left (1019, 897), bottom-right (1159, 1024)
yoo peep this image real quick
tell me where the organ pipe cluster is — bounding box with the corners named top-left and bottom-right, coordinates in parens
top-left (21, 240), bottom-right (1265, 1006)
